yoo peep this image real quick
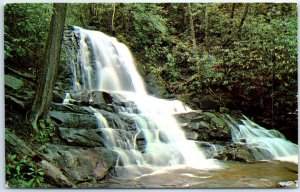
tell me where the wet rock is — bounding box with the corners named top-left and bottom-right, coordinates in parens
top-left (176, 111), bottom-right (231, 142)
top-left (203, 112), bottom-right (226, 128)
top-left (213, 144), bottom-right (255, 162)
top-left (184, 130), bottom-right (200, 140)
top-left (50, 103), bottom-right (90, 114)
top-left (68, 91), bottom-right (107, 105)
top-left (158, 131), bottom-right (169, 143)
top-left (65, 91), bottom-right (139, 113)
top-left (212, 116), bottom-right (226, 128)
top-left (58, 127), bottom-right (105, 147)
top-left (134, 129), bottom-right (146, 152)
top-left (52, 90), bottom-right (65, 103)
top-left (68, 91), bottom-right (128, 106)
top-left (195, 141), bottom-right (218, 158)
top-left (39, 160), bottom-right (75, 187)
top-left (175, 111), bottom-right (204, 124)
top-left (199, 121), bottom-right (210, 129)
top-left (43, 144), bottom-right (118, 183)
top-left (5, 74), bottom-right (34, 110)
top-left (49, 111), bottom-right (98, 128)
top-left (5, 129), bottom-right (37, 158)
top-left (5, 75), bottom-right (24, 90)
top-left (51, 101), bottom-right (134, 133)
top-left (284, 162), bottom-right (298, 173)
top-left (5, 94), bottom-right (29, 110)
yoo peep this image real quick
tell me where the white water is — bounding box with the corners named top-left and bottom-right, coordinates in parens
top-left (71, 26), bottom-right (146, 94)
top-left (226, 115), bottom-right (298, 164)
top-left (68, 26), bottom-right (220, 170)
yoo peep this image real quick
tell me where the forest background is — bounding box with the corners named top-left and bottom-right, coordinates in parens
top-left (4, 2), bottom-right (298, 142)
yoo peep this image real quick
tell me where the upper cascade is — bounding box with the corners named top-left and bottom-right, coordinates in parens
top-left (70, 26), bottom-right (147, 95)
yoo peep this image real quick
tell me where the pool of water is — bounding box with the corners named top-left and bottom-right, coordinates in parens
top-left (79, 160), bottom-right (298, 188)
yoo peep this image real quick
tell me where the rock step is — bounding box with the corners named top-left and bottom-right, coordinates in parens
top-left (43, 144), bottom-right (118, 183)
top-left (175, 111), bottom-right (232, 142)
top-left (49, 109), bottom-right (132, 131)
top-left (58, 127), bottom-right (105, 147)
top-left (50, 110), bottom-right (99, 128)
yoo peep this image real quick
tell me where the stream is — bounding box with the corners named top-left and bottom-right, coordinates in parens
top-left (78, 160), bottom-right (297, 188)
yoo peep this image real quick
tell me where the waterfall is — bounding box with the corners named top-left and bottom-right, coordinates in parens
top-left (70, 26), bottom-right (146, 94)
top-left (66, 26), bottom-right (220, 170)
top-left (226, 115), bottom-right (298, 164)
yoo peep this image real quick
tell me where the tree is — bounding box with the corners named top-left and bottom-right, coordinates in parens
top-left (204, 4), bottom-right (210, 49)
top-left (29, 3), bottom-right (67, 131)
top-left (187, 3), bottom-right (197, 52)
top-left (4, 4), bottom-right (52, 68)
top-left (111, 3), bottom-right (116, 34)
top-left (238, 3), bottom-right (249, 33)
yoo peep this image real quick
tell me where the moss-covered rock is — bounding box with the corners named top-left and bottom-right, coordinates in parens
top-left (5, 75), bottom-right (24, 90)
top-left (175, 111), bottom-right (232, 142)
top-left (213, 144), bottom-right (255, 162)
top-left (44, 144), bottom-right (118, 183)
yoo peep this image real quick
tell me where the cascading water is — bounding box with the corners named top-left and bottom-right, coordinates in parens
top-left (226, 115), bottom-right (298, 164)
top-left (66, 26), bottom-right (220, 171)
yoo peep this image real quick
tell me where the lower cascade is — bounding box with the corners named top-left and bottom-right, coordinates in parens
top-left (63, 26), bottom-right (297, 176)
top-left (226, 115), bottom-right (298, 163)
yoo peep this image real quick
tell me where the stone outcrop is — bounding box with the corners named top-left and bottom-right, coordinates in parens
top-left (175, 111), bottom-right (232, 142)
top-left (5, 73), bottom-right (34, 111)
top-left (212, 143), bottom-right (255, 162)
top-left (43, 144), bottom-right (117, 183)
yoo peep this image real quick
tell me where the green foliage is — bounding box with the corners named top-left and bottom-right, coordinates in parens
top-left (164, 53), bottom-right (180, 82)
top-left (129, 4), bottom-right (168, 45)
top-left (4, 4), bottom-right (52, 67)
top-left (214, 4), bottom-right (297, 116)
top-left (32, 117), bottom-right (56, 143)
top-left (6, 154), bottom-right (45, 188)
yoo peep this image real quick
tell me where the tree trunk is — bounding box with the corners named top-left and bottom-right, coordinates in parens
top-left (204, 4), bottom-right (209, 50)
top-left (111, 3), bottom-right (116, 35)
top-left (29, 3), bottom-right (67, 131)
top-left (230, 3), bottom-right (235, 19)
top-left (187, 3), bottom-right (197, 52)
top-left (238, 4), bottom-right (249, 32)
top-left (226, 3), bottom-right (236, 47)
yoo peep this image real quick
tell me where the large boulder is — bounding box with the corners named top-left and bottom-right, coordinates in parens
top-left (58, 127), bottom-right (106, 147)
top-left (5, 75), bottom-right (24, 90)
top-left (49, 111), bottom-right (99, 128)
top-left (213, 144), bottom-right (255, 162)
top-left (175, 111), bottom-right (232, 142)
top-left (5, 74), bottom-right (34, 111)
top-left (43, 144), bottom-right (118, 183)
